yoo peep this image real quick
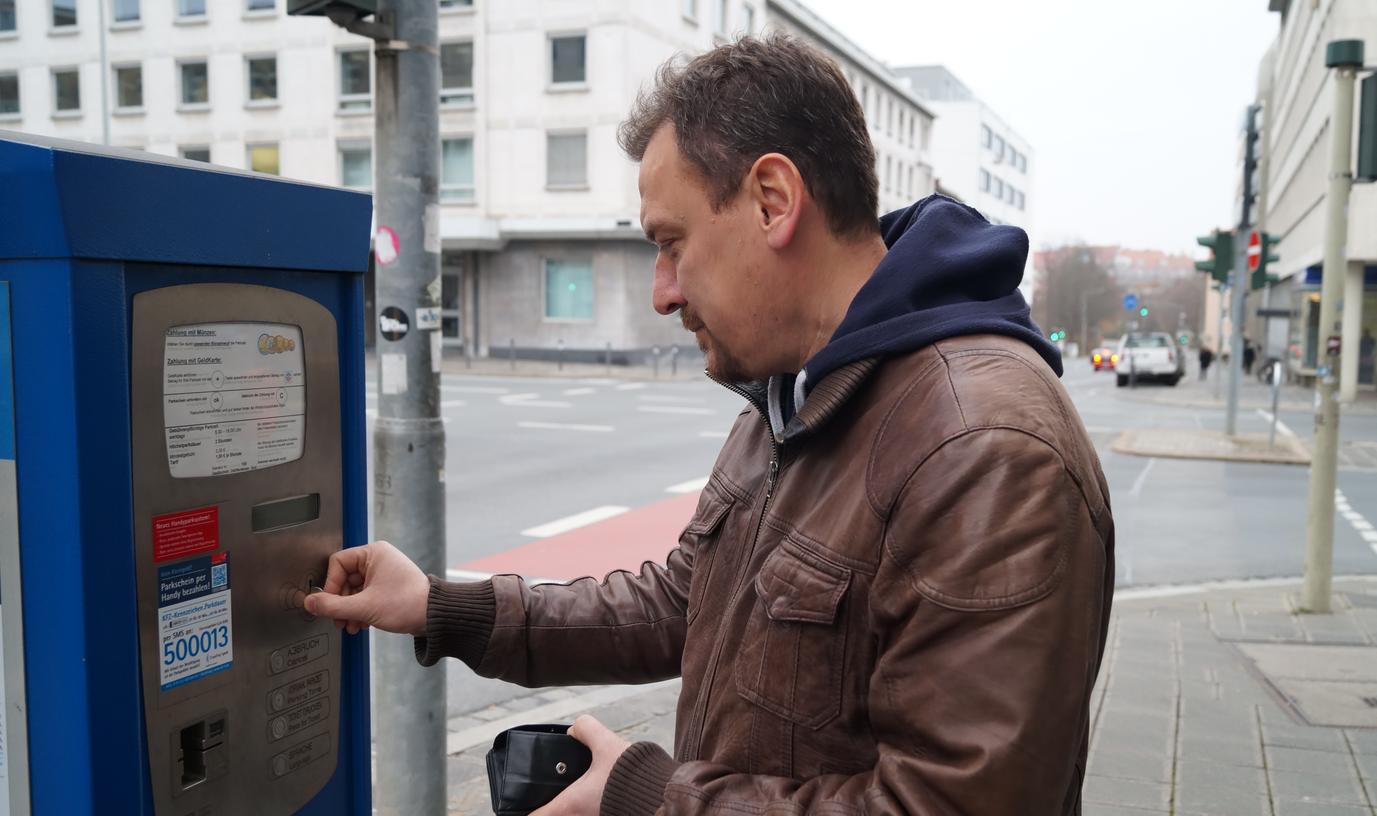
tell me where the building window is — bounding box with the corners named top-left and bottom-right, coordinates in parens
top-left (681, 0), bottom-right (695, 21)
top-left (339, 141), bottom-right (371, 190)
top-left (993, 134), bottom-right (1005, 161)
top-left (247, 143), bottom-right (279, 175)
top-left (549, 34), bottom-right (585, 86)
top-left (908, 165), bottom-right (915, 198)
top-left (113, 0), bottom-right (139, 23)
top-left (114, 64), bottom-right (142, 110)
top-left (52, 68), bottom-right (79, 112)
top-left (440, 41), bottom-right (473, 106)
top-left (741, 4), bottom-right (754, 32)
top-left (52, 0), bottom-right (76, 27)
top-left (246, 56), bottom-right (277, 103)
top-left (1007, 184), bottom-right (1017, 205)
top-left (714, 0), bottom-right (725, 34)
top-left (544, 259), bottom-right (594, 321)
top-left (441, 136), bottom-right (475, 202)
top-left (180, 145), bottom-right (210, 162)
top-left (979, 168), bottom-right (990, 192)
top-left (439, 0), bottom-right (473, 9)
top-left (1016, 191), bottom-right (1025, 211)
top-left (980, 124), bottom-right (991, 149)
top-left (992, 176), bottom-right (1004, 199)
top-left (245, 0), bottom-right (273, 11)
top-left (338, 50), bottom-right (371, 111)
top-left (546, 131), bottom-right (587, 189)
top-left (0, 0), bottom-right (14, 32)
top-left (883, 155), bottom-right (891, 192)
top-left (179, 60), bottom-right (208, 107)
top-left (177, 0), bottom-right (206, 18)
top-left (0, 73), bottom-right (18, 117)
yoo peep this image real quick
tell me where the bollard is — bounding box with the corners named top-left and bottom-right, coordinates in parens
top-left (605, 341), bottom-right (612, 375)
top-left (652, 346), bottom-right (661, 378)
top-left (670, 346), bottom-right (679, 377)
top-left (509, 337), bottom-right (515, 370)
top-left (464, 339), bottom-right (473, 369)
top-left (1269, 361), bottom-right (1283, 447)
top-left (557, 338), bottom-right (565, 372)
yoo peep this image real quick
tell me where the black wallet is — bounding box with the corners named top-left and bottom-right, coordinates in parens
top-left (486, 723), bottom-right (593, 816)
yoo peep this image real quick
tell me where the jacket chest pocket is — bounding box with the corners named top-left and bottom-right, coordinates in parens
top-left (733, 542), bottom-right (851, 729)
top-left (683, 490), bottom-right (734, 625)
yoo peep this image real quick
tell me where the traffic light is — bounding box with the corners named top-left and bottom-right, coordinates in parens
top-left (1196, 230), bottom-right (1234, 284)
top-left (1139, 307), bottom-right (1149, 317)
top-left (1251, 232), bottom-right (1280, 290)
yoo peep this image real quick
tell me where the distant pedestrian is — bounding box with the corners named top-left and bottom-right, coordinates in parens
top-left (1361, 328), bottom-right (1375, 386)
top-left (1198, 347), bottom-right (1214, 380)
top-left (1243, 339), bottom-right (1256, 375)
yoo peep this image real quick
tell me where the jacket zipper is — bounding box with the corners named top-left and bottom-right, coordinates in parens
top-left (689, 377), bottom-right (781, 755)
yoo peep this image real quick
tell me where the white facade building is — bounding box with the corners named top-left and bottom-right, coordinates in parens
top-left (1251, 0), bottom-right (1376, 388)
top-left (893, 65), bottom-right (1037, 304)
top-left (0, 0), bottom-right (935, 358)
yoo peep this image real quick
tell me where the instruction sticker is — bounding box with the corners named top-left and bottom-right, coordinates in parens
top-left (158, 553), bottom-right (233, 691)
top-left (163, 323), bottom-right (306, 479)
top-left (152, 506), bottom-right (219, 563)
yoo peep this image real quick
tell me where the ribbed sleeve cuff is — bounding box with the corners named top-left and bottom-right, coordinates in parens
top-left (413, 576), bottom-right (496, 668)
top-left (600, 741), bottom-right (678, 816)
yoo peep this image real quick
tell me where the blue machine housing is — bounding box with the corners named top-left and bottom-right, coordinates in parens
top-left (0, 131), bottom-right (372, 815)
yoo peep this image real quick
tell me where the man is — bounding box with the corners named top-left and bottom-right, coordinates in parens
top-left (1199, 345), bottom-right (1214, 380)
top-left (308, 35), bottom-right (1114, 815)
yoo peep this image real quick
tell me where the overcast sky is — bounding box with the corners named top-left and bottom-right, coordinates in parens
top-left (801, 0), bottom-right (1280, 255)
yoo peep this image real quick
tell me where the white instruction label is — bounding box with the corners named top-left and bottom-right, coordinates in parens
top-left (158, 554), bottom-right (233, 691)
top-left (164, 323), bottom-right (306, 478)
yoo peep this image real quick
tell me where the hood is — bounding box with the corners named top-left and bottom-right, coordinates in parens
top-left (801, 195), bottom-right (1062, 395)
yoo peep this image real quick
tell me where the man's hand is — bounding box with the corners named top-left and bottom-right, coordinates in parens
top-left (303, 540), bottom-right (430, 636)
top-left (530, 716), bottom-right (632, 816)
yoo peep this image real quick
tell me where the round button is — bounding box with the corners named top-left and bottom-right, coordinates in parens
top-left (270, 651), bottom-right (285, 672)
top-left (271, 718), bottom-right (287, 739)
top-left (271, 691), bottom-right (286, 711)
top-left (272, 756), bottom-right (288, 777)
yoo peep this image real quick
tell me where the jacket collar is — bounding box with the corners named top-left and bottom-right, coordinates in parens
top-left (717, 357), bottom-right (879, 446)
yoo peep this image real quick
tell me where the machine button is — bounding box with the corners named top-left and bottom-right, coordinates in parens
top-left (269, 732), bottom-right (331, 780)
top-left (268, 632), bottom-right (329, 675)
top-left (267, 669), bottom-right (329, 713)
top-left (267, 696), bottom-right (330, 743)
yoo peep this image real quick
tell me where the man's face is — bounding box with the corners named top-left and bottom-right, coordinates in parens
top-left (638, 125), bottom-right (775, 383)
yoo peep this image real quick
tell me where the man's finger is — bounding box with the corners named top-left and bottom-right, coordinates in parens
top-left (321, 547), bottom-right (366, 595)
top-left (306, 588), bottom-right (366, 621)
top-left (567, 714), bottom-right (609, 748)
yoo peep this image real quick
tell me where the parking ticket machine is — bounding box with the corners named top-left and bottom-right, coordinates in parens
top-left (0, 132), bottom-right (372, 814)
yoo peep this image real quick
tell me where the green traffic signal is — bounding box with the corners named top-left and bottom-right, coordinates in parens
top-left (1251, 232), bottom-right (1281, 290)
top-left (1139, 307), bottom-right (1149, 317)
top-left (1196, 230), bottom-right (1234, 285)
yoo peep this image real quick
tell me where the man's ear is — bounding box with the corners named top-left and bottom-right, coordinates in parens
top-left (747, 153), bottom-right (804, 251)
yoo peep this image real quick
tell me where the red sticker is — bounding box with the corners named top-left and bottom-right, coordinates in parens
top-left (153, 506), bottom-right (220, 563)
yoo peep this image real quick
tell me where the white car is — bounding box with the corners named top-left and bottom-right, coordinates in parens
top-left (1115, 332), bottom-right (1184, 387)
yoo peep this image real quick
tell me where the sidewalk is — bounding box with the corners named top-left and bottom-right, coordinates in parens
top-left (430, 348), bottom-right (706, 382)
top-left (446, 578), bottom-right (1377, 815)
top-left (1117, 366), bottom-right (1377, 416)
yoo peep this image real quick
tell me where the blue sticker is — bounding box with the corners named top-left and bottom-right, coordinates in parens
top-left (157, 554), bottom-right (233, 690)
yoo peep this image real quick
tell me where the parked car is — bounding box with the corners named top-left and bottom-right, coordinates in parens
top-left (1090, 347), bottom-right (1117, 371)
top-left (1115, 332), bottom-right (1184, 387)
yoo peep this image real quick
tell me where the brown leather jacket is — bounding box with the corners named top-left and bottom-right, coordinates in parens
top-left (417, 334), bottom-right (1115, 815)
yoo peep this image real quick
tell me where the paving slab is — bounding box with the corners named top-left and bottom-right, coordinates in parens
top-left (1112, 428), bottom-right (1310, 464)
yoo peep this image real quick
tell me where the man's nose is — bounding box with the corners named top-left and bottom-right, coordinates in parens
top-left (652, 259), bottom-right (685, 316)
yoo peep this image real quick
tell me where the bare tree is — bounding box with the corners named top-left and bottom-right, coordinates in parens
top-left (1033, 245), bottom-right (1122, 352)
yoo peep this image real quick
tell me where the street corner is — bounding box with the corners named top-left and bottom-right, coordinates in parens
top-left (1111, 428), bottom-right (1310, 465)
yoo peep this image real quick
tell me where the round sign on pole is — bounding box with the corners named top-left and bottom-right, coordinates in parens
top-left (375, 225), bottom-right (400, 266)
top-left (1247, 230), bottom-right (1261, 272)
top-left (1123, 293), bottom-right (1139, 312)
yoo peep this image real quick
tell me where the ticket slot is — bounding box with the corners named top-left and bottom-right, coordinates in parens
top-left (252, 493), bottom-right (320, 533)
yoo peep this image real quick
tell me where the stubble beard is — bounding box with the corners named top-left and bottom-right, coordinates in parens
top-left (683, 309), bottom-right (752, 383)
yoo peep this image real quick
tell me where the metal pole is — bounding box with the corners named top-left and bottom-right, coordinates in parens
top-left (97, 0), bottom-right (110, 145)
top-left (652, 346), bottom-right (660, 378)
top-left (1079, 290), bottom-right (1088, 358)
top-left (1341, 259), bottom-right (1364, 402)
top-left (1215, 284), bottom-right (1227, 400)
top-left (671, 346), bottom-right (679, 377)
top-left (1227, 105), bottom-right (1261, 437)
top-left (605, 341), bottom-right (611, 375)
top-left (1269, 362), bottom-right (1282, 447)
top-left (371, 0), bottom-right (446, 806)
top-left (1303, 51), bottom-right (1360, 614)
top-left (509, 337), bottom-right (515, 370)
top-left (557, 338), bottom-right (565, 371)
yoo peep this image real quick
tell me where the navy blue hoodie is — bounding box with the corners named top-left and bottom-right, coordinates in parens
top-left (799, 194), bottom-right (1062, 401)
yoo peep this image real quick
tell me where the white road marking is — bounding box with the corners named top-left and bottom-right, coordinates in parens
top-left (578, 378), bottom-right (617, 386)
top-left (698, 430), bottom-right (729, 439)
top-left (521, 505), bottom-right (630, 538)
top-left (517, 421), bottom-right (614, 433)
top-left (1255, 409), bottom-right (1297, 439)
top-left (1129, 457), bottom-right (1156, 497)
top-left (615, 383), bottom-right (646, 391)
top-left (562, 387), bottom-right (597, 396)
top-left (638, 405), bottom-right (716, 416)
top-left (499, 393), bottom-right (574, 408)
top-left (1336, 490), bottom-right (1377, 556)
top-left (665, 476), bottom-right (710, 494)
top-left (1115, 575), bottom-right (1377, 601)
top-left (444, 385), bottom-right (510, 394)
top-left (447, 679), bottom-right (681, 755)
top-left (639, 394), bottom-right (706, 404)
top-left (441, 400), bottom-right (466, 408)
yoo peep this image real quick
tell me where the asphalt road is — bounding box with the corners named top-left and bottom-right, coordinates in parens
top-left (362, 356), bottom-right (1377, 716)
